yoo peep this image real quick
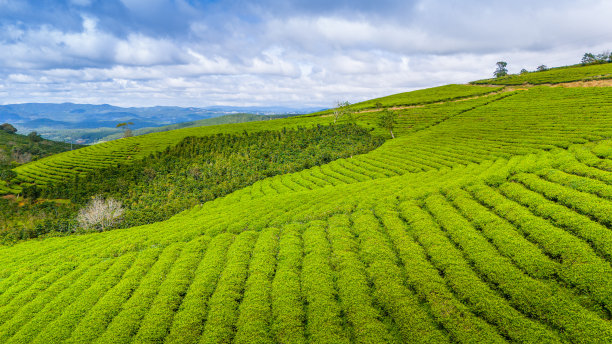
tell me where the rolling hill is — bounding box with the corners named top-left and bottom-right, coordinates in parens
top-left (0, 62), bottom-right (611, 343)
top-left (0, 130), bottom-right (79, 194)
top-left (97, 113), bottom-right (299, 142)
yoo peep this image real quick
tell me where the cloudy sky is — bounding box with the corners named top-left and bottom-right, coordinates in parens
top-left (1, 0), bottom-right (611, 108)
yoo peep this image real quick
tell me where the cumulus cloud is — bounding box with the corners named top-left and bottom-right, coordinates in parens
top-left (0, 0), bottom-right (611, 107)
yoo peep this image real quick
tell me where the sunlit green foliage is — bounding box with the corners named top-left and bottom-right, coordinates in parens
top-left (0, 74), bottom-right (611, 343)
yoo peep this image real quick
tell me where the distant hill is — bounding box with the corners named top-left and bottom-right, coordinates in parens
top-left (2, 102), bottom-right (322, 143)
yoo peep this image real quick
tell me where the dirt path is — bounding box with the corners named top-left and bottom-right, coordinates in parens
top-left (551, 79), bottom-right (612, 88)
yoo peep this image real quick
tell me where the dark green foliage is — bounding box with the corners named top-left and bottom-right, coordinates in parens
top-left (0, 198), bottom-right (79, 244)
top-left (27, 132), bottom-right (43, 143)
top-left (0, 123), bottom-right (17, 134)
top-left (494, 61), bottom-right (508, 77)
top-left (41, 124), bottom-right (382, 229)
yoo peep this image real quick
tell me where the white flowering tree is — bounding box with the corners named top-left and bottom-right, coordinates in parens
top-left (77, 196), bottom-right (124, 231)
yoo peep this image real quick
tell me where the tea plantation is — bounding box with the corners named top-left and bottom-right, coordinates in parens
top-left (0, 63), bottom-right (611, 343)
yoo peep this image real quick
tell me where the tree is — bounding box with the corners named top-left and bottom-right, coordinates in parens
top-left (378, 109), bottom-right (397, 139)
top-left (0, 123), bottom-right (17, 134)
top-left (77, 196), bottom-right (124, 231)
top-left (581, 53), bottom-right (596, 65)
top-left (116, 122), bottom-right (134, 138)
top-left (597, 51), bottom-right (611, 63)
top-left (332, 101), bottom-right (351, 124)
top-left (28, 131), bottom-right (43, 142)
top-left (536, 65), bottom-right (548, 72)
top-left (494, 61), bottom-right (508, 78)
top-left (520, 68), bottom-right (528, 74)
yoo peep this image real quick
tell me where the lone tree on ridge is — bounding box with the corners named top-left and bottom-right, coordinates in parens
top-left (494, 61), bottom-right (508, 78)
top-left (116, 122), bottom-right (134, 138)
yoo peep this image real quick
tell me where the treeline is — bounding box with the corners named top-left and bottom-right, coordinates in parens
top-left (1, 124), bottom-right (382, 242)
top-left (581, 51), bottom-right (612, 65)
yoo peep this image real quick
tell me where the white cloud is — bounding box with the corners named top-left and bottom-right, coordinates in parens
top-left (1, 1), bottom-right (612, 108)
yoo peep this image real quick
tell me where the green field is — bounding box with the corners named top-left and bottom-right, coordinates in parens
top-left (0, 65), bottom-right (611, 343)
top-left (472, 62), bottom-right (612, 85)
top-left (10, 84), bottom-right (503, 190)
top-left (98, 113), bottom-right (298, 142)
top-left (0, 130), bottom-right (78, 194)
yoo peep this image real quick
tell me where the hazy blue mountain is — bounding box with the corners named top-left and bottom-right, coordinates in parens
top-left (0, 102), bottom-right (323, 144)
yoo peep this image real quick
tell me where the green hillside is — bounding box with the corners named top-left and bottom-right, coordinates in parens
top-left (0, 130), bottom-right (78, 194)
top-left (8, 84), bottom-right (505, 191)
top-left (98, 113), bottom-right (297, 142)
top-left (0, 64), bottom-right (611, 343)
top-left (472, 62), bottom-right (612, 85)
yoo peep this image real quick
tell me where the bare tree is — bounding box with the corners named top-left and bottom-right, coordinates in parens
top-left (77, 196), bottom-right (124, 231)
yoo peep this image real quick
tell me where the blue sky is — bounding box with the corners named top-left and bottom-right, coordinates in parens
top-left (1, 0), bottom-right (611, 108)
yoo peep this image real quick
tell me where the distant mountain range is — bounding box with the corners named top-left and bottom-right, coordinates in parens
top-left (0, 103), bottom-right (323, 144)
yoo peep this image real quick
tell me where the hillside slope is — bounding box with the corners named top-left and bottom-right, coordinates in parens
top-left (98, 113), bottom-right (297, 142)
top-left (9, 84), bottom-right (502, 191)
top-left (0, 66), bottom-right (611, 343)
top-left (0, 130), bottom-right (78, 194)
top-left (472, 61), bottom-right (612, 85)
top-left (0, 141), bottom-right (610, 343)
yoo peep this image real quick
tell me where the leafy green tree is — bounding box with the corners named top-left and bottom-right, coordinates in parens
top-left (378, 109), bottom-right (397, 139)
top-left (597, 51), bottom-right (612, 63)
top-left (494, 61), bottom-right (508, 77)
top-left (520, 69), bottom-right (528, 74)
top-left (0, 123), bottom-right (17, 134)
top-left (536, 65), bottom-right (548, 72)
top-left (581, 53), bottom-right (596, 65)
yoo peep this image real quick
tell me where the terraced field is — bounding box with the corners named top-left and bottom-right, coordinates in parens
top-left (473, 62), bottom-right (612, 85)
top-left (0, 140), bottom-right (611, 343)
top-left (10, 84), bottom-right (503, 189)
top-left (1, 65), bottom-right (612, 343)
